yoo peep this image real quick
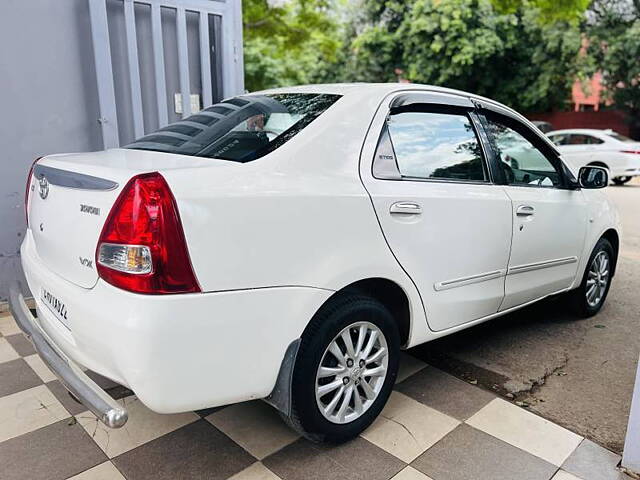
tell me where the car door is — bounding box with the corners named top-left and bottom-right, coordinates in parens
top-left (361, 93), bottom-right (513, 332)
top-left (481, 111), bottom-right (588, 310)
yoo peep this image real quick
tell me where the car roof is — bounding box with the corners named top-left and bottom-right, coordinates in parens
top-left (251, 82), bottom-right (472, 97)
top-left (547, 129), bottom-right (613, 137)
top-left (249, 83), bottom-right (519, 116)
top-left (246, 83), bottom-right (561, 154)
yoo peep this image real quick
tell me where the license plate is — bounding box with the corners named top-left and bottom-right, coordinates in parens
top-left (40, 287), bottom-right (70, 329)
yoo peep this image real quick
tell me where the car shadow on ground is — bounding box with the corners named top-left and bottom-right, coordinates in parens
top-left (407, 295), bottom-right (580, 395)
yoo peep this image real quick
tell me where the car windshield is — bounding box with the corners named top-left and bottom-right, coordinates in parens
top-left (126, 93), bottom-right (341, 162)
top-left (606, 132), bottom-right (635, 143)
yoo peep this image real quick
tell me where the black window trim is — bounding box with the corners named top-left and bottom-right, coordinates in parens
top-left (373, 100), bottom-right (494, 185)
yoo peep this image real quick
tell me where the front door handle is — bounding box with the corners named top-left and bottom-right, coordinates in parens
top-left (390, 202), bottom-right (422, 215)
top-left (516, 205), bottom-right (535, 216)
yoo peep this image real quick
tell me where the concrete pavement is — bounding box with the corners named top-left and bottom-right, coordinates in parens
top-left (410, 178), bottom-right (640, 453)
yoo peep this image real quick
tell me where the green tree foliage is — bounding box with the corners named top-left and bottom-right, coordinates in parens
top-left (331, 0), bottom-right (582, 112)
top-left (491, 0), bottom-right (590, 23)
top-left (242, 0), bottom-right (343, 92)
top-left (585, 0), bottom-right (640, 137)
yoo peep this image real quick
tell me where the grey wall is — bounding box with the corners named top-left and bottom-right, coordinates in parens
top-left (0, 0), bottom-right (103, 301)
top-left (105, 0), bottom-right (215, 146)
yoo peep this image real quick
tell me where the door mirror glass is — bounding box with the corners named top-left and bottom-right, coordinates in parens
top-left (578, 166), bottom-right (608, 189)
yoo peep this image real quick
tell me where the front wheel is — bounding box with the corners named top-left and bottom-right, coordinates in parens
top-left (285, 294), bottom-right (400, 443)
top-left (612, 176), bottom-right (632, 185)
top-left (566, 238), bottom-right (614, 317)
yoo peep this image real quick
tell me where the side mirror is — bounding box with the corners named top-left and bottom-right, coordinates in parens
top-left (578, 166), bottom-right (608, 189)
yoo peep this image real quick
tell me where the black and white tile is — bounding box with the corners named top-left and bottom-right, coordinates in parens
top-left (0, 312), bottom-right (630, 480)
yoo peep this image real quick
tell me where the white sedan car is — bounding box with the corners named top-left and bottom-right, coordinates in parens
top-left (11, 84), bottom-right (620, 443)
top-left (547, 128), bottom-right (640, 185)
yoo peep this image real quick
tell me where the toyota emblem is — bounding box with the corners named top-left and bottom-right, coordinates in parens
top-left (38, 176), bottom-right (49, 200)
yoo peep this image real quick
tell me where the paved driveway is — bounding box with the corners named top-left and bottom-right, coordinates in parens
top-left (0, 310), bottom-right (629, 480)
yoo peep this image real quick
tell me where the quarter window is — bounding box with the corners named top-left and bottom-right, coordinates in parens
top-left (486, 117), bottom-right (562, 188)
top-left (386, 111), bottom-right (487, 182)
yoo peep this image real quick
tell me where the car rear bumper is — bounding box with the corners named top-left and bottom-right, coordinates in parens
top-left (19, 229), bottom-right (332, 418)
top-left (8, 282), bottom-right (128, 428)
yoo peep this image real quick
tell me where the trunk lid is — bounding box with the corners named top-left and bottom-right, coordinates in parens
top-left (27, 148), bottom-right (217, 289)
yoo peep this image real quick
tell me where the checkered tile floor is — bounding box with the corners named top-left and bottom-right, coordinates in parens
top-left (0, 311), bottom-right (630, 480)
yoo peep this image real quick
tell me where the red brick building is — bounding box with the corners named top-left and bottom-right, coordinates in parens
top-left (571, 72), bottom-right (609, 112)
top-left (528, 72), bottom-right (632, 137)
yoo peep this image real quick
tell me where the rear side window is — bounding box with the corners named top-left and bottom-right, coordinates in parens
top-left (126, 93), bottom-right (341, 162)
top-left (386, 111), bottom-right (487, 182)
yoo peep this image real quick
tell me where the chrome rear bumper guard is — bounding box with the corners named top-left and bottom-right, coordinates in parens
top-left (8, 282), bottom-right (128, 428)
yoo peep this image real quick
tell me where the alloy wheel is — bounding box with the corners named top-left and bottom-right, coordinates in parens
top-left (586, 250), bottom-right (610, 308)
top-left (315, 321), bottom-right (389, 424)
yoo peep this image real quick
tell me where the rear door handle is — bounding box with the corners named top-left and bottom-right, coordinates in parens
top-left (516, 205), bottom-right (535, 216)
top-left (390, 202), bottom-right (422, 215)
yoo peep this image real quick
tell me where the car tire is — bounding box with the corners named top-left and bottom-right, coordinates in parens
top-left (612, 176), bottom-right (632, 185)
top-left (284, 294), bottom-right (400, 443)
top-left (567, 238), bottom-right (615, 318)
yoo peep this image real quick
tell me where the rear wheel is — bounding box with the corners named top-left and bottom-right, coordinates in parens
top-left (612, 176), bottom-right (632, 185)
top-left (285, 294), bottom-right (400, 443)
top-left (566, 238), bottom-right (614, 317)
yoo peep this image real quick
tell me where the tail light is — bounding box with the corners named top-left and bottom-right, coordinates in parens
top-left (621, 150), bottom-right (640, 155)
top-left (25, 157), bottom-right (42, 225)
top-left (96, 172), bottom-right (201, 294)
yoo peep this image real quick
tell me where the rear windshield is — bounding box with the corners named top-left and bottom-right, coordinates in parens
top-left (126, 93), bottom-right (341, 162)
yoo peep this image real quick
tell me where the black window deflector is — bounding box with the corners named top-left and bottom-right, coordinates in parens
top-left (390, 92), bottom-right (474, 110)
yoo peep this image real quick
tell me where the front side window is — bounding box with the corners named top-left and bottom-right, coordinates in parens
top-left (126, 93), bottom-right (341, 162)
top-left (386, 111), bottom-right (487, 182)
top-left (548, 134), bottom-right (570, 146)
top-left (486, 117), bottom-right (562, 188)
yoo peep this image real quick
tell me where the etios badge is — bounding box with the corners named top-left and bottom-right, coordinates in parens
top-left (38, 176), bottom-right (49, 200)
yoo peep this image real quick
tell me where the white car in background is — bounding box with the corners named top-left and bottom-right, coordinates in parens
top-left (547, 129), bottom-right (640, 185)
top-left (10, 84), bottom-right (620, 443)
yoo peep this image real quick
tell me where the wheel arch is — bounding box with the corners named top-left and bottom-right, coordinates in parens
top-left (323, 278), bottom-right (412, 348)
top-left (265, 277), bottom-right (412, 417)
top-left (601, 228), bottom-right (620, 276)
